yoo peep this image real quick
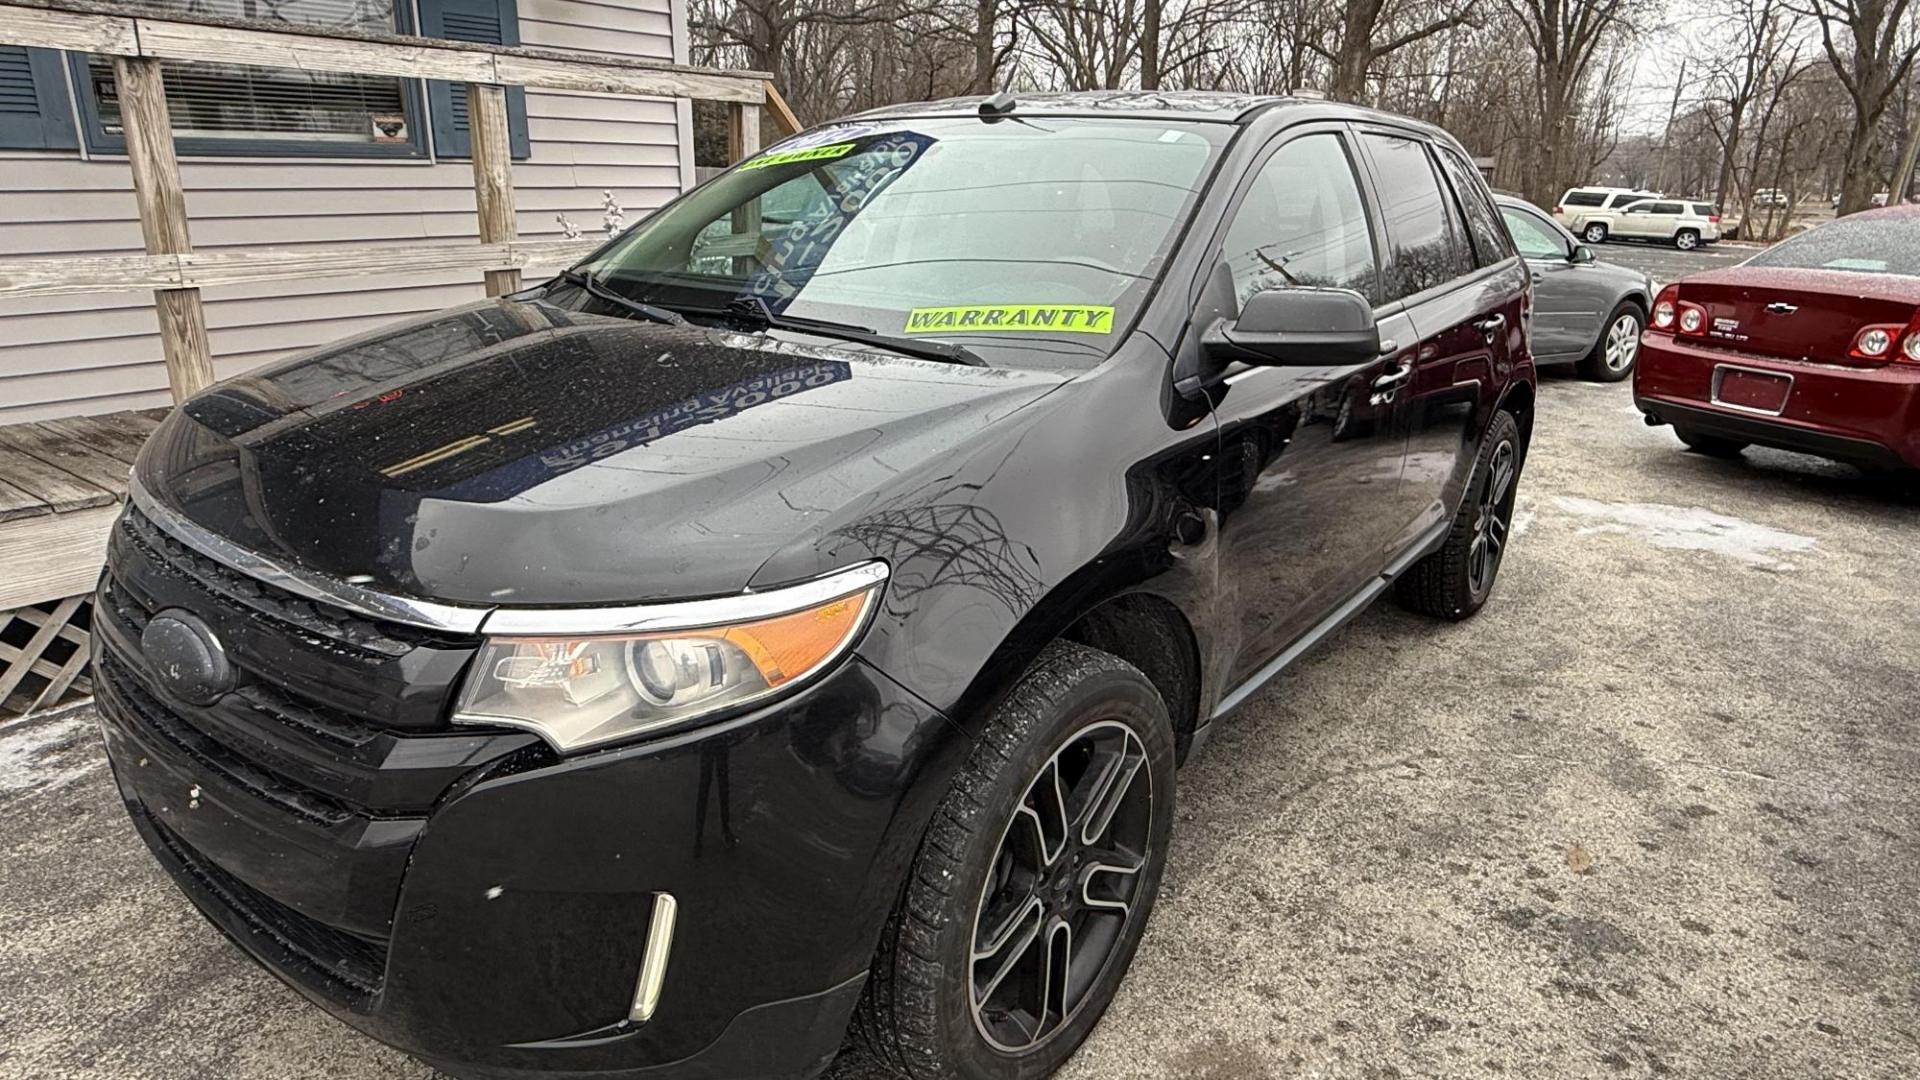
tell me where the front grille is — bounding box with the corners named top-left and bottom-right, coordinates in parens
top-left (141, 808), bottom-right (388, 1004)
top-left (97, 653), bottom-right (354, 826)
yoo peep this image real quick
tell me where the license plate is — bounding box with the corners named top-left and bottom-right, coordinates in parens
top-left (1713, 366), bottom-right (1792, 414)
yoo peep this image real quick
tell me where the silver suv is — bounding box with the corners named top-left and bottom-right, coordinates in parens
top-left (1599, 198), bottom-right (1721, 249)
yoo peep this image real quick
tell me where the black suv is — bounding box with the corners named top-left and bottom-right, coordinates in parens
top-left (96, 92), bottom-right (1534, 1080)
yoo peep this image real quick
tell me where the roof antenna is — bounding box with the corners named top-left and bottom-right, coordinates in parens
top-left (979, 91), bottom-right (1017, 122)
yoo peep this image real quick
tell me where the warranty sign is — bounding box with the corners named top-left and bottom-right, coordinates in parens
top-left (904, 304), bottom-right (1115, 334)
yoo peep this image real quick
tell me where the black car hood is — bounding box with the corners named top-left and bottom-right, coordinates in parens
top-left (140, 300), bottom-right (1068, 606)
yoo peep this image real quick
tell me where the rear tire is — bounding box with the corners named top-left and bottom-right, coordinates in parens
top-left (853, 640), bottom-right (1176, 1080)
top-left (1675, 428), bottom-right (1747, 457)
top-left (1396, 410), bottom-right (1523, 621)
top-left (1582, 222), bottom-right (1608, 244)
top-left (1577, 303), bottom-right (1644, 382)
top-left (1674, 229), bottom-right (1700, 251)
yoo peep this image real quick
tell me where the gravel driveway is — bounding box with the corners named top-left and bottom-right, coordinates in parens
top-left (4, 374), bottom-right (1916, 1080)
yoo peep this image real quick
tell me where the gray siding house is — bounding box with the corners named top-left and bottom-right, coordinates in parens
top-left (0, 0), bottom-right (695, 424)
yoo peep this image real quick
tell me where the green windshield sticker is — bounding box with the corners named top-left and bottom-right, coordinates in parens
top-left (738, 142), bottom-right (857, 171)
top-left (904, 304), bottom-right (1116, 334)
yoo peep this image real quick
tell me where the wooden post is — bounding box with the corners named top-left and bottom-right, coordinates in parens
top-left (114, 56), bottom-right (213, 401)
top-left (467, 82), bottom-right (520, 297)
top-left (726, 103), bottom-right (762, 277)
top-left (727, 101), bottom-right (762, 164)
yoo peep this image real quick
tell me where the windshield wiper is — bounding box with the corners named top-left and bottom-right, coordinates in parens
top-left (715, 296), bottom-right (987, 367)
top-left (555, 269), bottom-right (686, 327)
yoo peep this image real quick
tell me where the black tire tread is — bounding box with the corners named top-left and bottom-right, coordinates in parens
top-left (852, 640), bottom-right (1165, 1080)
top-left (1674, 428), bottom-right (1748, 457)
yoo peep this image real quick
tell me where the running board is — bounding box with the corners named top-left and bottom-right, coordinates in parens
top-left (1208, 518), bottom-right (1450, 722)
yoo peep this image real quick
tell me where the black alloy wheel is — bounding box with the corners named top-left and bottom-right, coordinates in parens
top-left (1467, 436), bottom-right (1519, 599)
top-left (969, 720), bottom-right (1152, 1052)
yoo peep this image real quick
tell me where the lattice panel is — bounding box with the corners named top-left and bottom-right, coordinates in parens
top-left (0, 594), bottom-right (94, 718)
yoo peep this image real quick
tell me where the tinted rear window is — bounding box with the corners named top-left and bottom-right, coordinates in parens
top-left (1690, 203), bottom-right (1716, 216)
top-left (1563, 191), bottom-right (1606, 207)
top-left (1745, 215), bottom-right (1920, 276)
top-left (1366, 133), bottom-right (1475, 299)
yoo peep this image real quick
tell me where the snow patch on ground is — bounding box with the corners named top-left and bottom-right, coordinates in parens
top-left (1510, 504), bottom-right (1538, 538)
top-left (0, 715), bottom-right (101, 796)
top-left (1551, 496), bottom-right (1818, 570)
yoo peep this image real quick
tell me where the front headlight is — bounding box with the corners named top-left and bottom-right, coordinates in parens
top-left (454, 564), bottom-right (885, 751)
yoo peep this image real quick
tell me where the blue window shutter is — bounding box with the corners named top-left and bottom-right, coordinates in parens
top-left (421, 0), bottom-right (531, 160)
top-left (0, 46), bottom-right (78, 150)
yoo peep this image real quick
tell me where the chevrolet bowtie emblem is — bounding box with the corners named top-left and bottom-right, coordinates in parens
top-left (1766, 302), bottom-right (1798, 314)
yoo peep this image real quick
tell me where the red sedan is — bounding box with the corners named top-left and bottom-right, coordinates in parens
top-left (1635, 204), bottom-right (1920, 472)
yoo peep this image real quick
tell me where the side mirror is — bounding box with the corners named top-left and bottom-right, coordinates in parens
top-left (1201, 287), bottom-right (1380, 366)
top-left (1570, 244), bottom-right (1597, 264)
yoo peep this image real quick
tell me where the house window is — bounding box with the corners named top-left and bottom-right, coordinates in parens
top-left (71, 0), bottom-right (428, 158)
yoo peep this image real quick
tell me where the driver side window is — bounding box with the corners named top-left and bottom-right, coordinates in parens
top-left (1501, 208), bottom-right (1568, 259)
top-left (1221, 133), bottom-right (1378, 306)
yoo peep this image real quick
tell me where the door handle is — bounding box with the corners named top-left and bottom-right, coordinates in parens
top-left (1474, 313), bottom-right (1506, 341)
top-left (1370, 360), bottom-right (1411, 406)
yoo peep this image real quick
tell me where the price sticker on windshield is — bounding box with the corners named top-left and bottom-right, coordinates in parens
top-left (904, 304), bottom-right (1115, 334)
top-left (739, 142), bottom-right (858, 171)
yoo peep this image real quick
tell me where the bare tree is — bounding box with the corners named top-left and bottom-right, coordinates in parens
top-left (1793, 0), bottom-right (1920, 212)
top-left (1501, 0), bottom-right (1652, 206)
top-left (1314, 0), bottom-right (1478, 102)
top-left (1699, 0), bottom-right (1802, 212)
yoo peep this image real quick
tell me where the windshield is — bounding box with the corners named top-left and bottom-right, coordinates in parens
top-left (572, 116), bottom-right (1233, 368)
top-left (1744, 214), bottom-right (1920, 277)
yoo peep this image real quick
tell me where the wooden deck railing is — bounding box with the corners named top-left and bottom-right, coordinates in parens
top-left (0, 0), bottom-right (798, 402)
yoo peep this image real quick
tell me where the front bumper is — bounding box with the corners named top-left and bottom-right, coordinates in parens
top-left (1634, 333), bottom-right (1920, 469)
top-left (98, 654), bottom-right (964, 1080)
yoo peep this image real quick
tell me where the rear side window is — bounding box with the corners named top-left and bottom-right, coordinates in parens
top-left (1563, 191), bottom-right (1606, 207)
top-left (1435, 146), bottom-right (1513, 266)
top-left (1363, 132), bottom-right (1475, 301)
top-left (1221, 132), bottom-right (1378, 304)
top-left (1690, 203), bottom-right (1716, 217)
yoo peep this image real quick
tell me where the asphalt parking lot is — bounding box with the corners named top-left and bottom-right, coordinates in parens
top-left (1581, 238), bottom-right (1749, 290)
top-left (5, 372), bottom-right (1918, 1080)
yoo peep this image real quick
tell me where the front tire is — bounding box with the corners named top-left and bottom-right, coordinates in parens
top-left (1582, 222), bottom-right (1608, 244)
top-left (1396, 410), bottom-right (1522, 620)
top-left (854, 641), bottom-right (1177, 1080)
top-left (1578, 303), bottom-right (1645, 382)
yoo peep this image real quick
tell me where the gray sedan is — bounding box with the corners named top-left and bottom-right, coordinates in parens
top-left (1497, 194), bottom-right (1654, 382)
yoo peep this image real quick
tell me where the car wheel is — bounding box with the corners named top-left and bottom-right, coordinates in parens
top-left (1674, 428), bottom-right (1747, 457)
top-left (1674, 229), bottom-right (1700, 250)
top-left (1578, 303), bottom-right (1645, 382)
top-left (854, 640), bottom-right (1176, 1080)
top-left (1582, 222), bottom-right (1608, 244)
top-left (1395, 410), bottom-right (1522, 621)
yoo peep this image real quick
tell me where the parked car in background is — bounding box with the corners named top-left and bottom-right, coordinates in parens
top-left (1498, 195), bottom-right (1653, 381)
top-left (1583, 198), bottom-right (1721, 249)
top-left (1637, 204), bottom-right (1920, 473)
top-left (1753, 189), bottom-right (1790, 208)
top-left (1553, 186), bottom-right (1660, 235)
top-left (92, 92), bottom-right (1536, 1080)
